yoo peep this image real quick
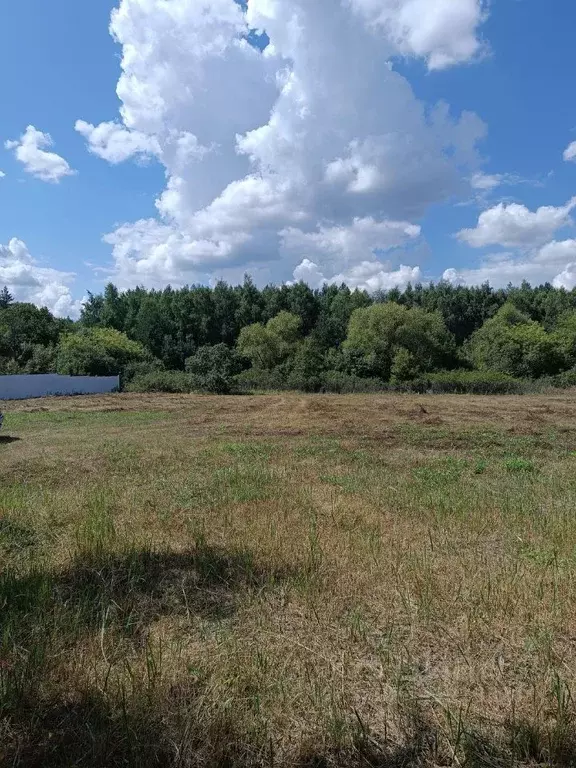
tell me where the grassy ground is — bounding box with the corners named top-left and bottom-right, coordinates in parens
top-left (2, 391), bottom-right (576, 766)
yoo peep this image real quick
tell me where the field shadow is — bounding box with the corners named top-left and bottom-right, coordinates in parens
top-left (2, 692), bottom-right (172, 768)
top-left (56, 545), bottom-right (292, 630)
top-left (5, 688), bottom-right (576, 767)
top-left (0, 435), bottom-right (21, 444)
top-left (1, 544), bottom-right (294, 643)
top-left (0, 519), bottom-right (38, 553)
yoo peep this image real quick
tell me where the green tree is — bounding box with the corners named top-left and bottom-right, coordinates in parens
top-left (552, 311), bottom-right (576, 368)
top-left (57, 328), bottom-right (148, 377)
top-left (101, 283), bottom-right (127, 331)
top-left (287, 338), bottom-right (326, 392)
top-left (80, 292), bottom-right (105, 327)
top-left (390, 348), bottom-right (421, 383)
top-left (0, 286), bottom-right (14, 309)
top-left (185, 343), bottom-right (243, 394)
top-left (344, 302), bottom-right (454, 380)
top-left (470, 303), bottom-right (564, 378)
top-left (0, 303), bottom-right (62, 366)
top-left (238, 311), bottom-right (302, 370)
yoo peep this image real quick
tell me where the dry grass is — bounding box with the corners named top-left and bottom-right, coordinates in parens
top-left (2, 392), bottom-right (576, 766)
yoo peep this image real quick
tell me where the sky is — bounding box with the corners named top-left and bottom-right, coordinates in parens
top-left (1, 0), bottom-right (576, 318)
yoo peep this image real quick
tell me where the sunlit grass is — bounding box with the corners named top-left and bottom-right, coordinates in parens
top-left (2, 391), bottom-right (576, 765)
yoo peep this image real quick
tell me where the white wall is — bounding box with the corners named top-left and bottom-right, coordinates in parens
top-left (0, 374), bottom-right (120, 401)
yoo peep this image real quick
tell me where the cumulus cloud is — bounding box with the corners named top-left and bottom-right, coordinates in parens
top-left (553, 264), bottom-right (576, 290)
top-left (293, 257), bottom-right (422, 292)
top-left (0, 170), bottom-right (5, 179)
top-left (5, 126), bottom-right (76, 183)
top-left (75, 120), bottom-right (160, 164)
top-left (0, 238), bottom-right (83, 317)
top-left (443, 239), bottom-right (576, 290)
top-left (79, 0), bottom-right (488, 290)
top-left (285, 216), bottom-right (422, 289)
top-left (564, 142), bottom-right (576, 163)
top-left (457, 197), bottom-right (576, 249)
top-left (348, 0), bottom-right (486, 70)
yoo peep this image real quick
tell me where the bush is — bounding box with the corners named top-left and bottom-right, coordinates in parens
top-left (552, 369), bottom-right (576, 389)
top-left (424, 370), bottom-right (526, 395)
top-left (185, 344), bottom-right (243, 394)
top-left (57, 328), bottom-right (148, 377)
top-left (125, 371), bottom-right (194, 394)
top-left (320, 371), bottom-right (386, 394)
top-left (234, 368), bottom-right (291, 393)
top-left (122, 358), bottom-right (165, 385)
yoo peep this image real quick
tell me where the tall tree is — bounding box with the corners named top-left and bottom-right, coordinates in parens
top-left (0, 286), bottom-right (14, 309)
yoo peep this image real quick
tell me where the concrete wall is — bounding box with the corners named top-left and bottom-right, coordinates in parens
top-left (0, 374), bottom-right (120, 401)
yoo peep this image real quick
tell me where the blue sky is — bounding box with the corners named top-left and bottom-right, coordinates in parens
top-left (1, 0), bottom-right (575, 316)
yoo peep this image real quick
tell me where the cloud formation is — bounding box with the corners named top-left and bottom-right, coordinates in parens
top-left (564, 141), bottom-right (576, 163)
top-left (5, 126), bottom-right (76, 183)
top-left (457, 197), bottom-right (576, 249)
top-left (0, 238), bottom-right (83, 317)
top-left (78, 0), bottom-right (488, 290)
top-left (75, 120), bottom-right (160, 164)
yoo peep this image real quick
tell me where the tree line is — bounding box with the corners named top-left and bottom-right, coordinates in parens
top-left (3, 278), bottom-right (576, 394)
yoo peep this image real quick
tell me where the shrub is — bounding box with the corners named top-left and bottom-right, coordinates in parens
top-left (320, 371), bottom-right (386, 394)
top-left (234, 368), bottom-right (291, 393)
top-left (122, 358), bottom-right (165, 385)
top-left (125, 371), bottom-right (194, 394)
top-left (424, 370), bottom-right (526, 395)
top-left (470, 304), bottom-right (565, 379)
top-left (57, 328), bottom-right (148, 377)
top-left (185, 344), bottom-right (243, 394)
top-left (552, 369), bottom-right (576, 389)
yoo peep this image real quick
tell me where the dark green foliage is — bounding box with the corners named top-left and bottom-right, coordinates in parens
top-left (470, 304), bottom-right (565, 378)
top-left (320, 371), bottom-right (385, 393)
top-left (234, 368), bottom-right (291, 393)
top-left (0, 285), bottom-right (14, 309)
top-left (344, 302), bottom-right (455, 380)
top-left (4, 278), bottom-right (576, 390)
top-left (125, 371), bottom-right (194, 393)
top-left (424, 370), bottom-right (525, 395)
top-left (286, 338), bottom-right (327, 392)
top-left (185, 344), bottom-right (243, 394)
top-left (56, 328), bottom-right (148, 377)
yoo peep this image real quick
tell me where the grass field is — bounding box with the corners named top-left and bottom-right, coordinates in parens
top-left (2, 392), bottom-right (576, 766)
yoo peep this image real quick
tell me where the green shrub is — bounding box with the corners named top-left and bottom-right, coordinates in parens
top-left (57, 328), bottom-right (148, 377)
top-left (122, 358), bottom-right (165, 384)
top-left (185, 344), bottom-right (243, 394)
top-left (552, 369), bottom-right (576, 389)
top-left (234, 368), bottom-right (290, 393)
top-left (424, 370), bottom-right (526, 395)
top-left (125, 371), bottom-right (194, 394)
top-left (320, 371), bottom-right (386, 394)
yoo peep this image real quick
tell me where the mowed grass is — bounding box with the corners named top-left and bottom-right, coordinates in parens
top-left (2, 392), bottom-right (576, 766)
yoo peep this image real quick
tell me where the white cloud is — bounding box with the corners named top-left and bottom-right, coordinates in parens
top-left (75, 120), bottom-right (160, 164)
top-left (443, 239), bottom-right (576, 290)
top-left (535, 239), bottom-right (576, 265)
top-left (347, 0), bottom-right (486, 70)
top-left (457, 197), bottom-right (576, 249)
top-left (553, 264), bottom-right (576, 290)
top-left (0, 170), bottom-right (5, 179)
top-left (470, 172), bottom-right (504, 191)
top-left (293, 257), bottom-right (422, 292)
top-left (285, 216), bottom-right (421, 290)
top-left (80, 0), bottom-right (487, 289)
top-left (564, 141), bottom-right (576, 163)
top-left (0, 238), bottom-right (83, 317)
top-left (5, 125), bottom-right (76, 183)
